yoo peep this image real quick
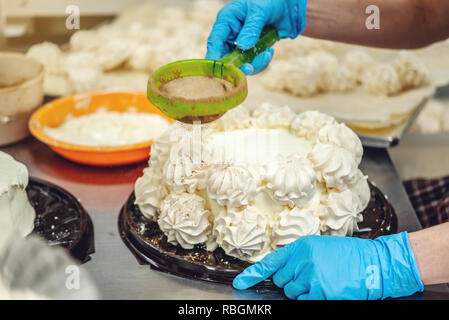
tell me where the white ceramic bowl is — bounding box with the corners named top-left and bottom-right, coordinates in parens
top-left (0, 52), bottom-right (44, 146)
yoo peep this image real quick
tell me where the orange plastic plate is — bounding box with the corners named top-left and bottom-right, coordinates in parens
top-left (29, 91), bottom-right (173, 167)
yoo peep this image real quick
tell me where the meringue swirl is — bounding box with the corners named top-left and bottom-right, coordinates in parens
top-left (272, 206), bottom-right (320, 248)
top-left (149, 123), bottom-right (188, 168)
top-left (291, 111), bottom-right (337, 140)
top-left (163, 136), bottom-right (211, 192)
top-left (323, 189), bottom-right (363, 236)
top-left (252, 102), bottom-right (295, 129)
top-left (158, 192), bottom-right (211, 249)
top-left (207, 164), bottom-right (259, 208)
top-left (212, 105), bottom-right (253, 132)
top-left (264, 154), bottom-right (316, 207)
top-left (134, 167), bottom-right (168, 221)
top-left (317, 123), bottom-right (363, 163)
top-left (308, 142), bottom-right (359, 190)
top-left (213, 205), bottom-right (269, 261)
top-left (348, 169), bottom-right (371, 212)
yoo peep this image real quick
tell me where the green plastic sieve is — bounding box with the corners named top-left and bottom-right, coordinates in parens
top-left (147, 26), bottom-right (279, 123)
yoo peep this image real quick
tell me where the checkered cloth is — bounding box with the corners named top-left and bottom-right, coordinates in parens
top-left (404, 176), bottom-right (449, 228)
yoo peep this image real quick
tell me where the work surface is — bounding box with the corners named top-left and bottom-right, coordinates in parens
top-left (2, 136), bottom-right (449, 300)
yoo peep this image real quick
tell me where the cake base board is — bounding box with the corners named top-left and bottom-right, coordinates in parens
top-left (28, 177), bottom-right (95, 263)
top-left (118, 183), bottom-right (397, 286)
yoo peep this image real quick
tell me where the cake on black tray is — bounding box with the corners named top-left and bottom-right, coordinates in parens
top-left (119, 103), bottom-right (397, 285)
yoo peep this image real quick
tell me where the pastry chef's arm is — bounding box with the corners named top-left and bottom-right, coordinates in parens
top-left (303, 0), bottom-right (449, 49)
top-left (408, 222), bottom-right (449, 285)
top-left (206, 0), bottom-right (449, 75)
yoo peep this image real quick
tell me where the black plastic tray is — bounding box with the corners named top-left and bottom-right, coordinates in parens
top-left (28, 177), bottom-right (95, 263)
top-left (119, 183), bottom-right (397, 286)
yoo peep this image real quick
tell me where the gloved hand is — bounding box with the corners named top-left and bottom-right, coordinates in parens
top-left (206, 0), bottom-right (308, 75)
top-left (233, 232), bottom-right (424, 300)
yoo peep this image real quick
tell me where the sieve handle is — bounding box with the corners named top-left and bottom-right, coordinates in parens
top-left (220, 26), bottom-right (279, 69)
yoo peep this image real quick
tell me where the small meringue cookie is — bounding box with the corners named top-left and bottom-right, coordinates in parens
top-left (207, 164), bottom-right (259, 208)
top-left (213, 205), bottom-right (269, 261)
top-left (264, 154), bottom-right (316, 207)
top-left (26, 42), bottom-right (66, 77)
top-left (323, 189), bottom-right (363, 236)
top-left (307, 51), bottom-right (338, 70)
top-left (291, 111), bottom-right (337, 140)
top-left (95, 39), bottom-right (134, 71)
top-left (361, 63), bottom-right (402, 96)
top-left (308, 142), bottom-right (359, 190)
top-left (316, 123), bottom-right (364, 164)
top-left (321, 64), bottom-right (358, 93)
top-left (134, 167), bottom-right (168, 221)
top-left (271, 206), bottom-right (320, 248)
top-left (395, 51), bottom-right (430, 90)
top-left (343, 50), bottom-right (374, 76)
top-left (158, 192), bottom-right (211, 249)
top-left (284, 57), bottom-right (323, 97)
top-left (261, 60), bottom-right (292, 92)
top-left (252, 103), bottom-right (296, 129)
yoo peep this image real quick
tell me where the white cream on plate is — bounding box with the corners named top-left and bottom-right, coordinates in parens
top-left (43, 109), bottom-right (170, 147)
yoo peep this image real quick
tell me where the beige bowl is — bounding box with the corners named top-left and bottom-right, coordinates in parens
top-left (0, 52), bottom-right (44, 146)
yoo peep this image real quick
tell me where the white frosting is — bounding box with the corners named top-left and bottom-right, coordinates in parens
top-left (317, 123), bottom-right (364, 164)
top-left (252, 103), bottom-right (296, 129)
top-left (207, 164), bottom-right (259, 208)
top-left (206, 128), bottom-right (313, 166)
top-left (272, 206), bottom-right (320, 248)
top-left (158, 192), bottom-right (211, 249)
top-left (214, 205), bottom-right (269, 261)
top-left (134, 167), bottom-right (168, 221)
top-left (291, 111), bottom-right (337, 140)
top-left (0, 152), bottom-right (35, 240)
top-left (264, 155), bottom-right (316, 207)
top-left (309, 142), bottom-right (359, 190)
top-left (212, 105), bottom-right (253, 132)
top-left (323, 189), bottom-right (364, 236)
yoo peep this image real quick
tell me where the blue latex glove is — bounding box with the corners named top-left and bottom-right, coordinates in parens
top-left (206, 0), bottom-right (308, 75)
top-left (233, 232), bottom-right (424, 300)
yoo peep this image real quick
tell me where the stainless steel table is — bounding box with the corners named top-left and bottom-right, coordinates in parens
top-left (2, 137), bottom-right (449, 299)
